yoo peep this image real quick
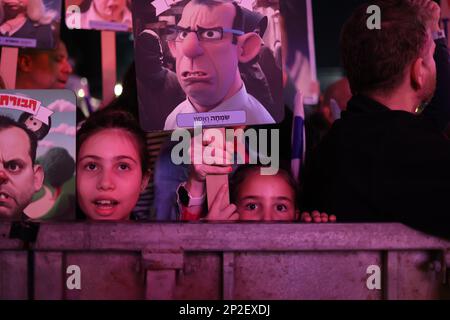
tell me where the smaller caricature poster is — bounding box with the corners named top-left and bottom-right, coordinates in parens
top-left (0, 0), bottom-right (62, 49)
top-left (65, 0), bottom-right (132, 32)
top-left (0, 90), bottom-right (76, 221)
top-left (132, 0), bottom-right (284, 131)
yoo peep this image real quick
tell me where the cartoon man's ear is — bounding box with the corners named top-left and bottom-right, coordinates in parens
top-left (237, 32), bottom-right (263, 64)
top-left (33, 165), bottom-right (45, 194)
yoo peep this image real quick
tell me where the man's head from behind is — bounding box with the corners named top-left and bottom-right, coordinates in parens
top-left (16, 41), bottom-right (73, 89)
top-left (0, 116), bottom-right (43, 219)
top-left (167, 0), bottom-right (262, 110)
top-left (341, 0), bottom-right (436, 108)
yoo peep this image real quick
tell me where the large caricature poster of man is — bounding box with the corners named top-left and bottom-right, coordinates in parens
top-left (0, 90), bottom-right (76, 221)
top-left (281, 0), bottom-right (318, 105)
top-left (0, 0), bottom-right (61, 49)
top-left (132, 0), bottom-right (284, 131)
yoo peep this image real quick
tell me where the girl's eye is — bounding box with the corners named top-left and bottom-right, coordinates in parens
top-left (245, 203), bottom-right (258, 211)
top-left (118, 163), bottom-right (130, 171)
top-left (85, 163), bottom-right (97, 171)
top-left (276, 204), bottom-right (288, 212)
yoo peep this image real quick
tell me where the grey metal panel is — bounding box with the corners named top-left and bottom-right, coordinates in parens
top-left (11, 222), bottom-right (450, 251)
top-left (0, 222), bottom-right (449, 300)
top-left (64, 252), bottom-right (144, 300)
top-left (34, 252), bottom-right (64, 300)
top-left (234, 251), bottom-right (382, 300)
top-left (0, 251), bottom-right (28, 299)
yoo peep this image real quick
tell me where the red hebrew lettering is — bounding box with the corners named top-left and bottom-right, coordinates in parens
top-left (29, 100), bottom-right (37, 111)
top-left (0, 95), bottom-right (8, 106)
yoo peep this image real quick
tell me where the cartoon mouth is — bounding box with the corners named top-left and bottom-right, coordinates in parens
top-left (182, 71), bottom-right (208, 78)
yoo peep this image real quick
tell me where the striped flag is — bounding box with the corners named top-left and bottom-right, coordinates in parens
top-left (291, 92), bottom-right (306, 183)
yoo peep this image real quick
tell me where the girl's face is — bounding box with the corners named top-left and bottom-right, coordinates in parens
top-left (77, 129), bottom-right (148, 220)
top-left (236, 171), bottom-right (297, 221)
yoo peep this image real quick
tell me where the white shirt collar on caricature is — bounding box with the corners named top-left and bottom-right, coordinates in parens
top-left (187, 83), bottom-right (249, 113)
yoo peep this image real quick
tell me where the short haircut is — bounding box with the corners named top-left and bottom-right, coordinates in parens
top-left (230, 165), bottom-right (298, 206)
top-left (340, 0), bottom-right (429, 95)
top-left (76, 109), bottom-right (150, 174)
top-left (0, 115), bottom-right (38, 164)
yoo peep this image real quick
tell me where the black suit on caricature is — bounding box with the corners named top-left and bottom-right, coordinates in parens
top-left (8, 18), bottom-right (54, 49)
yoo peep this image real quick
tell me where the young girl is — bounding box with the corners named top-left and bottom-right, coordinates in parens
top-left (76, 110), bottom-right (150, 220)
top-left (207, 165), bottom-right (336, 222)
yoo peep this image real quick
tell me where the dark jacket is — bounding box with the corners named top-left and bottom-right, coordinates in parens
top-left (302, 94), bottom-right (450, 239)
top-left (302, 38), bottom-right (450, 240)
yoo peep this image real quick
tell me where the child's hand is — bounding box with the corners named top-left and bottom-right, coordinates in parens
top-left (205, 184), bottom-right (239, 221)
top-left (301, 211), bottom-right (336, 223)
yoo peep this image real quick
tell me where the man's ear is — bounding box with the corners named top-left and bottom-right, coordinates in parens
top-left (168, 40), bottom-right (177, 59)
top-left (411, 57), bottom-right (424, 90)
top-left (237, 32), bottom-right (262, 64)
top-left (140, 170), bottom-right (151, 193)
top-left (33, 165), bottom-right (44, 193)
top-left (17, 55), bottom-right (33, 73)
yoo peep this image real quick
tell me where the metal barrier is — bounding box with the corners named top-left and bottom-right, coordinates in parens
top-left (1, 222), bottom-right (449, 300)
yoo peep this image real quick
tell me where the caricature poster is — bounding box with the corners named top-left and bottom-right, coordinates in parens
top-left (0, 0), bottom-right (62, 49)
top-left (132, 0), bottom-right (284, 131)
top-left (65, 0), bottom-right (132, 32)
top-left (0, 90), bottom-right (76, 220)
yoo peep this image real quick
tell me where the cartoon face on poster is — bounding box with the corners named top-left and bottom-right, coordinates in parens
top-left (0, 90), bottom-right (76, 221)
top-left (0, 0), bottom-right (62, 49)
top-left (65, 0), bottom-right (132, 32)
top-left (280, 0), bottom-right (318, 105)
top-left (132, 0), bottom-right (284, 131)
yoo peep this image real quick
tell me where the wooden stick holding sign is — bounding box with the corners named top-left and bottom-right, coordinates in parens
top-left (101, 31), bottom-right (117, 108)
top-left (0, 47), bottom-right (18, 89)
top-left (205, 128), bottom-right (230, 210)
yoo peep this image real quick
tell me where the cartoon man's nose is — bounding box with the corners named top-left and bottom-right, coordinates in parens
top-left (97, 172), bottom-right (115, 190)
top-left (181, 32), bottom-right (204, 58)
top-left (0, 170), bottom-right (9, 184)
